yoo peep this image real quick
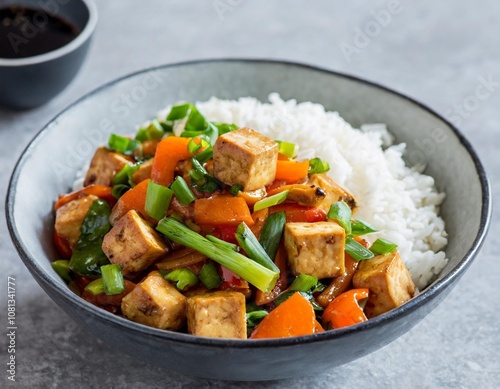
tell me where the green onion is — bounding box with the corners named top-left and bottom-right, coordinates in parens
top-left (327, 201), bottom-right (352, 235)
top-left (108, 134), bottom-right (140, 156)
top-left (229, 184), bottom-right (243, 196)
top-left (206, 235), bottom-right (239, 251)
top-left (246, 310), bottom-right (268, 328)
top-left (156, 217), bottom-right (278, 292)
top-left (369, 238), bottom-right (398, 255)
top-left (170, 176), bottom-right (196, 206)
top-left (235, 222), bottom-right (280, 273)
top-left (161, 268), bottom-right (199, 291)
top-left (258, 211), bottom-right (286, 260)
top-left (111, 184), bottom-right (130, 199)
top-left (189, 158), bottom-right (222, 193)
top-left (145, 181), bottom-right (173, 220)
top-left (194, 146), bottom-right (213, 164)
top-left (84, 278), bottom-right (104, 295)
top-left (100, 264), bottom-right (125, 295)
top-left (51, 260), bottom-right (72, 282)
top-left (187, 135), bottom-right (211, 153)
top-left (213, 122), bottom-right (238, 135)
top-left (253, 190), bottom-right (289, 212)
top-left (308, 157), bottom-right (330, 174)
top-left (166, 102), bottom-right (191, 121)
top-left (135, 119), bottom-right (165, 142)
top-left (275, 140), bottom-right (298, 158)
top-left (198, 261), bottom-right (222, 290)
top-left (345, 236), bottom-right (375, 261)
top-left (289, 274), bottom-right (319, 293)
top-left (351, 219), bottom-right (379, 236)
top-left (113, 163), bottom-right (141, 186)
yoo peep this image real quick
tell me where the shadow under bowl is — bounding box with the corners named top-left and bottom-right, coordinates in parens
top-left (5, 59), bottom-right (491, 381)
top-left (0, 0), bottom-right (98, 109)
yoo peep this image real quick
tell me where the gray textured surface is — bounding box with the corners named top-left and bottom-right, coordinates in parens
top-left (0, 0), bottom-right (498, 387)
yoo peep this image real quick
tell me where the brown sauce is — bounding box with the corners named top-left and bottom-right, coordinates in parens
top-left (0, 6), bottom-right (80, 59)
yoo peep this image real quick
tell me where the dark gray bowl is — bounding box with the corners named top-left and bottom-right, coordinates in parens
top-left (0, 0), bottom-right (97, 109)
top-left (6, 60), bottom-right (491, 381)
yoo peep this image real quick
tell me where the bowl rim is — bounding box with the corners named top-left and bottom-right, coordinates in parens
top-left (5, 58), bottom-right (492, 348)
top-left (0, 0), bottom-right (98, 66)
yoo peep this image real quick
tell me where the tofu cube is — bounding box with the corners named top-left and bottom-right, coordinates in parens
top-left (309, 174), bottom-right (356, 212)
top-left (131, 158), bottom-right (153, 184)
top-left (84, 147), bottom-right (133, 186)
top-left (284, 222), bottom-right (345, 279)
top-left (352, 251), bottom-right (416, 318)
top-left (55, 194), bottom-right (99, 248)
top-left (121, 271), bottom-right (187, 330)
top-left (187, 291), bottom-right (247, 339)
top-left (213, 128), bottom-right (278, 191)
top-left (102, 210), bottom-right (168, 277)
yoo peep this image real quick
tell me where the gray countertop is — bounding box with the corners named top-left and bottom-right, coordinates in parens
top-left (1, 0), bottom-right (499, 387)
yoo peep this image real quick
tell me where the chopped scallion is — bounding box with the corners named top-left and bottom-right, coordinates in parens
top-left (235, 222), bottom-right (280, 273)
top-left (308, 157), bottom-right (330, 174)
top-left (198, 261), bottom-right (222, 290)
top-left (100, 264), bottom-right (125, 295)
top-left (111, 184), bottom-right (130, 199)
top-left (166, 102), bottom-right (191, 121)
top-left (145, 181), bottom-right (174, 220)
top-left (84, 278), bottom-right (104, 295)
top-left (289, 274), bottom-right (319, 293)
top-left (135, 119), bottom-right (165, 142)
top-left (345, 236), bottom-right (375, 261)
top-left (162, 268), bottom-right (199, 291)
top-left (51, 260), bottom-right (72, 282)
top-left (327, 201), bottom-right (352, 235)
top-left (253, 190), bottom-right (289, 212)
top-left (170, 176), bottom-right (196, 206)
top-left (113, 163), bottom-right (141, 186)
top-left (108, 134), bottom-right (140, 156)
top-left (351, 219), bottom-right (379, 236)
top-left (258, 211), bottom-right (286, 260)
top-left (275, 140), bottom-right (299, 158)
top-left (213, 122), bottom-right (238, 135)
top-left (229, 184), bottom-right (243, 196)
top-left (369, 238), bottom-right (398, 255)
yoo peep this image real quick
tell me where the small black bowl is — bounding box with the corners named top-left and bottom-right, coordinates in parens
top-left (0, 0), bottom-right (97, 109)
top-left (5, 60), bottom-right (492, 381)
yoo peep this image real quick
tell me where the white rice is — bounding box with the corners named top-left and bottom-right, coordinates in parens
top-left (173, 94), bottom-right (449, 290)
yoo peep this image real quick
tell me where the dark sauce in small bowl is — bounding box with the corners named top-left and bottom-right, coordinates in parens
top-left (0, 6), bottom-right (80, 59)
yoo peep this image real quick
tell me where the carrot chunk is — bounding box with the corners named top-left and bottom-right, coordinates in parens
top-left (250, 292), bottom-right (316, 339)
top-left (151, 136), bottom-right (192, 186)
top-left (109, 179), bottom-right (150, 224)
top-left (194, 196), bottom-right (254, 226)
top-left (275, 160), bottom-right (309, 184)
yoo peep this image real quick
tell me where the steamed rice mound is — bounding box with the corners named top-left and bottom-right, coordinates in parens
top-left (179, 94), bottom-right (449, 290)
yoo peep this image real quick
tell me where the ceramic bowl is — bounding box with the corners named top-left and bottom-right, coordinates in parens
top-left (0, 0), bottom-right (97, 109)
top-left (6, 59), bottom-right (491, 381)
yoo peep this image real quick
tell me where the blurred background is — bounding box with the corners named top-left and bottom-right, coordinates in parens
top-left (1, 0), bottom-right (499, 387)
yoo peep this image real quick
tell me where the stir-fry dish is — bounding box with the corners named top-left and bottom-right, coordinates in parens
top-left (52, 101), bottom-right (416, 339)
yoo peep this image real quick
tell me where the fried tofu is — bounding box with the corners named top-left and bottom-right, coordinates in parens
top-left (352, 251), bottom-right (416, 318)
top-left (284, 221), bottom-right (345, 279)
top-left (213, 128), bottom-right (278, 191)
top-left (102, 210), bottom-right (168, 277)
top-left (308, 174), bottom-right (356, 212)
top-left (55, 194), bottom-right (99, 248)
top-left (187, 291), bottom-right (247, 339)
top-left (84, 147), bottom-right (133, 186)
top-left (131, 158), bottom-right (153, 184)
top-left (121, 271), bottom-right (187, 330)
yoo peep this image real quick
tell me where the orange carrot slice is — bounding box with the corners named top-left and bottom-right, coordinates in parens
top-left (275, 160), bottom-right (309, 184)
top-left (151, 136), bottom-right (192, 186)
top-left (250, 292), bottom-right (316, 339)
top-left (194, 196), bottom-right (254, 227)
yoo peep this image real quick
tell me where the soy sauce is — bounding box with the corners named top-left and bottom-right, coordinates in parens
top-left (0, 6), bottom-right (80, 59)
